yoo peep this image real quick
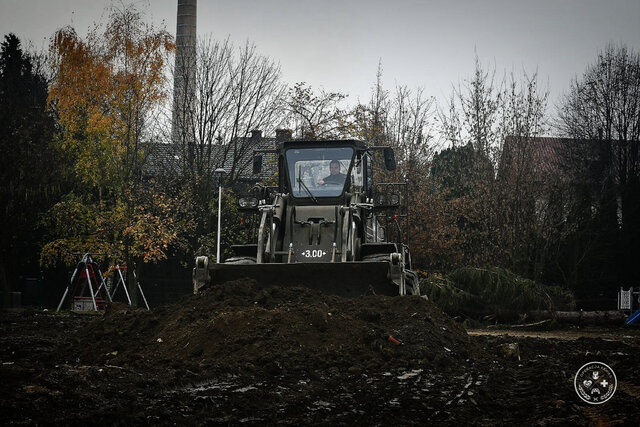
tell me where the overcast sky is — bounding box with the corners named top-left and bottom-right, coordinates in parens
top-left (1, 0), bottom-right (639, 111)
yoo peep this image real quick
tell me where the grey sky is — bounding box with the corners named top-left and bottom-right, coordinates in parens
top-left (1, 0), bottom-right (639, 110)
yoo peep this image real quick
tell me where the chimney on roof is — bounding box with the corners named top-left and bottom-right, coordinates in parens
top-left (276, 129), bottom-right (292, 142)
top-left (251, 129), bottom-right (262, 140)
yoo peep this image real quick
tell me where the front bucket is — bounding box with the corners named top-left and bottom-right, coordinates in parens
top-left (206, 262), bottom-right (399, 297)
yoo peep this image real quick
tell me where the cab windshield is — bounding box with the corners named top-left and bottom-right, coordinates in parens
top-left (286, 146), bottom-right (354, 198)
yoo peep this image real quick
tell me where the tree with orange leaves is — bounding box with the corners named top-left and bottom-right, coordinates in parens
top-left (44, 5), bottom-right (176, 305)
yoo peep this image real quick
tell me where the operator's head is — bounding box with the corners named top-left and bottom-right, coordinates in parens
top-left (329, 160), bottom-right (341, 175)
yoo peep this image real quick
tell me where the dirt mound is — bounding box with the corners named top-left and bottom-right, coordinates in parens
top-left (61, 279), bottom-right (479, 374)
top-left (3, 301), bottom-right (640, 424)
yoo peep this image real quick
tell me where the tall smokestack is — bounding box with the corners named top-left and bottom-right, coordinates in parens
top-left (172, 0), bottom-right (197, 146)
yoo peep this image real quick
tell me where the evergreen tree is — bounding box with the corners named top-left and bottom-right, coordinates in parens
top-left (0, 33), bottom-right (61, 293)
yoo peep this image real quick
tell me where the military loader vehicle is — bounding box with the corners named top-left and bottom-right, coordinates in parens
top-left (193, 139), bottom-right (419, 297)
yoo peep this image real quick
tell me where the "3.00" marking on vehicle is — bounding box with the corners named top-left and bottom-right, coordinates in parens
top-left (302, 250), bottom-right (327, 258)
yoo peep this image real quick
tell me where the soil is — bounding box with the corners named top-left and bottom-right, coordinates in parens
top-left (1, 279), bottom-right (639, 425)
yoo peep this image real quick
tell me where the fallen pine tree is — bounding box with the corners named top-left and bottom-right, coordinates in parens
top-left (420, 266), bottom-right (578, 323)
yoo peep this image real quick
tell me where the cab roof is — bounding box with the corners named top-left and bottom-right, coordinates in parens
top-left (281, 139), bottom-right (369, 151)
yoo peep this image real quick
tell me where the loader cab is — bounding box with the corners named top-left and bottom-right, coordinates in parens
top-left (284, 142), bottom-right (365, 202)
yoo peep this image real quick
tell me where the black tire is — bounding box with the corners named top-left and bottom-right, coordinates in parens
top-left (405, 270), bottom-right (420, 296)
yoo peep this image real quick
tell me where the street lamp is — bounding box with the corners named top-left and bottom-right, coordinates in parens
top-left (214, 168), bottom-right (226, 263)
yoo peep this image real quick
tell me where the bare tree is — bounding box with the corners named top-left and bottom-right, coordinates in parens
top-left (435, 57), bottom-right (503, 269)
top-left (438, 55), bottom-right (503, 166)
top-left (557, 43), bottom-right (640, 288)
top-left (351, 63), bottom-right (438, 255)
top-left (498, 71), bottom-right (551, 279)
top-left (558, 44), bottom-right (640, 191)
top-left (352, 60), bottom-right (389, 146)
top-left (436, 56), bottom-right (553, 279)
top-left (352, 62), bottom-right (436, 173)
top-left (171, 38), bottom-right (285, 185)
top-left (386, 85), bottom-right (435, 171)
top-left (282, 82), bottom-right (351, 139)
top-left (165, 37), bottom-right (285, 259)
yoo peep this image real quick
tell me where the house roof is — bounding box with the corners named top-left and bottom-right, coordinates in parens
top-left (500, 136), bottom-right (573, 176)
top-left (497, 136), bottom-right (583, 187)
top-left (143, 130), bottom-right (284, 182)
top-left (498, 135), bottom-right (638, 187)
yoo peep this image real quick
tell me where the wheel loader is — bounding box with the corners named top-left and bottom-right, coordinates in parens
top-left (193, 139), bottom-right (420, 297)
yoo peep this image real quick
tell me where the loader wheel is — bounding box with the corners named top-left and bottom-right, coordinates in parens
top-left (405, 270), bottom-right (420, 296)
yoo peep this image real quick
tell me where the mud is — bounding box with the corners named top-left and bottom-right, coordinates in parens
top-left (1, 280), bottom-right (639, 425)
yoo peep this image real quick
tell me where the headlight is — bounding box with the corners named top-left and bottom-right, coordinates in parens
top-left (238, 197), bottom-right (259, 208)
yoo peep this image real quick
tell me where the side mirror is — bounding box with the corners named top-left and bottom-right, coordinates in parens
top-left (383, 147), bottom-right (396, 171)
top-left (252, 155), bottom-right (263, 174)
